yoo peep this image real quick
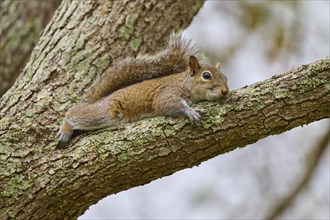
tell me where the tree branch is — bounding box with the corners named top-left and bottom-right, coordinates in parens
top-left (0, 0), bottom-right (61, 96)
top-left (0, 1), bottom-right (329, 219)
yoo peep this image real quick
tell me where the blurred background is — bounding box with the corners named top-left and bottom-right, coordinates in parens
top-left (1, 0), bottom-right (328, 219)
top-left (80, 1), bottom-right (329, 219)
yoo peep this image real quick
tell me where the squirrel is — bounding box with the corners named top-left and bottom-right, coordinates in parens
top-left (57, 34), bottom-right (229, 143)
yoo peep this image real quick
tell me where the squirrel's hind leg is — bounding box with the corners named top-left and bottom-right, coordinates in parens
top-left (57, 101), bottom-right (116, 142)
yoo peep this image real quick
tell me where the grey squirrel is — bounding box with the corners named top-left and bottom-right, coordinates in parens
top-left (57, 33), bottom-right (229, 142)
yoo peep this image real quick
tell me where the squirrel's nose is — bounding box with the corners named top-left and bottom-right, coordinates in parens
top-left (222, 88), bottom-right (229, 96)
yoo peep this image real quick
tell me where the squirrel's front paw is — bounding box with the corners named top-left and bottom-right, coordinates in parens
top-left (185, 107), bottom-right (202, 126)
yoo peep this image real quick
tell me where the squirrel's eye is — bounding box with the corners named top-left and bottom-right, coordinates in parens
top-left (202, 72), bottom-right (212, 80)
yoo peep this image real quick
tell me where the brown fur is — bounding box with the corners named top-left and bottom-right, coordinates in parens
top-left (85, 32), bottom-right (199, 103)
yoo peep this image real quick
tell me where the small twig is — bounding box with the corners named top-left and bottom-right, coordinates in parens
top-left (267, 122), bottom-right (330, 219)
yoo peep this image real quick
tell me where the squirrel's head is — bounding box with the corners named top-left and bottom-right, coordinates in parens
top-left (189, 55), bottom-right (229, 103)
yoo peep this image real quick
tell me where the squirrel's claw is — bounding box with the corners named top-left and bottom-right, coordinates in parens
top-left (57, 120), bottom-right (73, 143)
top-left (56, 129), bottom-right (73, 143)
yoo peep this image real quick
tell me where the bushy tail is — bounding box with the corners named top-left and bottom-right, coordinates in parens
top-left (85, 32), bottom-right (199, 103)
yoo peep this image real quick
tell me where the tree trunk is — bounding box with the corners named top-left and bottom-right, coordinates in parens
top-left (0, 0), bottom-right (61, 97)
top-left (0, 1), bottom-right (329, 220)
top-left (0, 0), bottom-right (205, 219)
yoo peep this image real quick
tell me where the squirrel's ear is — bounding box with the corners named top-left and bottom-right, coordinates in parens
top-left (189, 55), bottom-right (200, 76)
top-left (216, 62), bottom-right (221, 69)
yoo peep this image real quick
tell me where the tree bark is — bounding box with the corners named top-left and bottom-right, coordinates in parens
top-left (0, 1), bottom-right (329, 219)
top-left (0, 0), bottom-right (205, 219)
top-left (0, 0), bottom-right (61, 97)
